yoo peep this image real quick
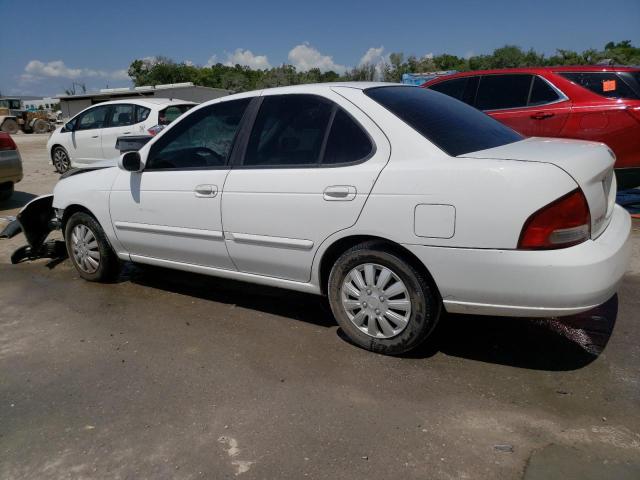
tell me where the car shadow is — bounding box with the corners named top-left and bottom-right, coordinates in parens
top-left (124, 263), bottom-right (336, 328)
top-left (123, 263), bottom-right (617, 370)
top-left (0, 191), bottom-right (38, 212)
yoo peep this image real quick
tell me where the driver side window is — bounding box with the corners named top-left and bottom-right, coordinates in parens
top-left (147, 98), bottom-right (251, 170)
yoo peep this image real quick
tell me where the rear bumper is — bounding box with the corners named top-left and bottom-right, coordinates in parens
top-left (405, 204), bottom-right (632, 317)
top-left (615, 167), bottom-right (640, 190)
top-left (0, 150), bottom-right (23, 184)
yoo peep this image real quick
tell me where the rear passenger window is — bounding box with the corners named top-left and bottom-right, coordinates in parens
top-left (244, 95), bottom-right (333, 167)
top-left (322, 109), bottom-right (373, 165)
top-left (429, 77), bottom-right (478, 106)
top-left (558, 72), bottom-right (639, 100)
top-left (476, 74), bottom-right (533, 110)
top-left (109, 104), bottom-right (135, 127)
top-left (528, 77), bottom-right (560, 106)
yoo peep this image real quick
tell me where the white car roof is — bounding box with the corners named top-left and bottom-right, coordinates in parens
top-left (93, 98), bottom-right (196, 108)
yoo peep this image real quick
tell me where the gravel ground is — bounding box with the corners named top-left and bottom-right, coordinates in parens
top-left (1, 134), bottom-right (639, 480)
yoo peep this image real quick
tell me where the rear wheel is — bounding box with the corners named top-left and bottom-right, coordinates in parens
top-left (65, 212), bottom-right (120, 282)
top-left (1, 119), bottom-right (19, 135)
top-left (52, 146), bottom-right (70, 173)
top-left (0, 182), bottom-right (14, 201)
top-left (328, 242), bottom-right (441, 355)
top-left (33, 119), bottom-right (49, 134)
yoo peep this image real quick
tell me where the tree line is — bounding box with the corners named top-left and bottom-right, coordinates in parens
top-left (127, 41), bottom-right (640, 92)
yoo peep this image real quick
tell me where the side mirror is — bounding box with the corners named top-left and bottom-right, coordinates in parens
top-left (64, 121), bottom-right (75, 132)
top-left (118, 151), bottom-right (143, 173)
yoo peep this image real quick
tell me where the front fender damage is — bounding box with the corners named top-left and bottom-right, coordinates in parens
top-left (0, 194), bottom-right (66, 263)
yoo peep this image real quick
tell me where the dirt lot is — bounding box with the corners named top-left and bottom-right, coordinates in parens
top-left (1, 134), bottom-right (639, 479)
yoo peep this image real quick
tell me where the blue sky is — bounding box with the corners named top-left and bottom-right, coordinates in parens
top-left (1, 0), bottom-right (639, 96)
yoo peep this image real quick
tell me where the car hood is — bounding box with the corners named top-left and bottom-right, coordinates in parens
top-left (461, 137), bottom-right (617, 238)
top-left (60, 159), bottom-right (118, 179)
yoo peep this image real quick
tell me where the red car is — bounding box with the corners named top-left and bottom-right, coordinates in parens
top-left (422, 66), bottom-right (640, 188)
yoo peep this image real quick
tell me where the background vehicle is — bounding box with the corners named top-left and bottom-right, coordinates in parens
top-left (11, 84), bottom-right (630, 355)
top-left (0, 132), bottom-right (23, 201)
top-left (422, 66), bottom-right (640, 188)
top-left (0, 98), bottom-right (55, 135)
top-left (47, 98), bottom-right (195, 173)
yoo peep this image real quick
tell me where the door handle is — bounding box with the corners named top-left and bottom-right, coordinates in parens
top-left (194, 184), bottom-right (218, 198)
top-left (323, 185), bottom-right (356, 201)
top-left (531, 112), bottom-right (555, 120)
top-left (122, 131), bottom-right (131, 134)
top-left (91, 135), bottom-right (99, 138)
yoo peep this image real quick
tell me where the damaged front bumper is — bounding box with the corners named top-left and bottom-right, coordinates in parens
top-left (0, 195), bottom-right (66, 263)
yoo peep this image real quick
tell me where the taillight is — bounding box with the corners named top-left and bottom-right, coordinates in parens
top-left (147, 124), bottom-right (165, 136)
top-left (0, 134), bottom-right (17, 151)
top-left (518, 189), bottom-right (591, 249)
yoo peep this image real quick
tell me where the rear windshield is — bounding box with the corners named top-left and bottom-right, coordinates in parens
top-left (159, 104), bottom-right (194, 125)
top-left (365, 86), bottom-right (523, 156)
top-left (558, 71), bottom-right (640, 100)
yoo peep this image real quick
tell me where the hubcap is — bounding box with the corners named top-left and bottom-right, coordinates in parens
top-left (71, 224), bottom-right (100, 274)
top-left (54, 149), bottom-right (69, 171)
top-left (340, 263), bottom-right (412, 339)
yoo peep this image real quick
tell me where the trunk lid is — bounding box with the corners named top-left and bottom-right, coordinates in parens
top-left (460, 137), bottom-right (616, 238)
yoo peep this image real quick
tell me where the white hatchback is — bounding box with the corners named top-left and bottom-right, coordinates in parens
top-left (47, 98), bottom-right (195, 172)
top-left (47, 83), bottom-right (631, 354)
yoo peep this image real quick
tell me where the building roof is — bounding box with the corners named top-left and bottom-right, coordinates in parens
top-left (57, 82), bottom-right (231, 100)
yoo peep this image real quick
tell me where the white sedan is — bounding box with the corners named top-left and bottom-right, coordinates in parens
top-left (16, 83), bottom-right (631, 354)
top-left (47, 98), bottom-right (195, 173)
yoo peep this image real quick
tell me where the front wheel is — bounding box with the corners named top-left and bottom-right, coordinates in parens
top-left (1, 119), bottom-right (19, 134)
top-left (328, 243), bottom-right (441, 355)
top-left (65, 212), bottom-right (120, 282)
top-left (0, 182), bottom-right (14, 201)
top-left (52, 146), bottom-right (70, 173)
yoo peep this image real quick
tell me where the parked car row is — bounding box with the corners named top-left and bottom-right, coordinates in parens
top-left (423, 66), bottom-right (640, 189)
top-left (47, 98), bottom-right (194, 173)
top-left (5, 83), bottom-right (631, 355)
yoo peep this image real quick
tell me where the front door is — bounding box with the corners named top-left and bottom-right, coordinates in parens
top-left (70, 104), bottom-right (111, 164)
top-left (222, 92), bottom-right (390, 282)
top-left (109, 98), bottom-right (251, 268)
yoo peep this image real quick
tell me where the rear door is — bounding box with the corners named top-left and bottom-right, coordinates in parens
top-left (476, 74), bottom-right (537, 135)
top-left (100, 103), bottom-right (137, 159)
top-left (221, 91), bottom-right (390, 282)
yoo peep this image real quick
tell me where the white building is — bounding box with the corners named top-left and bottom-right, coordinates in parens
top-left (23, 97), bottom-right (60, 111)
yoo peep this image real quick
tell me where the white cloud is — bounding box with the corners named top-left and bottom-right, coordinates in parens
top-left (23, 60), bottom-right (129, 82)
top-left (288, 43), bottom-right (347, 74)
top-left (206, 54), bottom-right (218, 67)
top-left (359, 46), bottom-right (386, 66)
top-left (223, 49), bottom-right (271, 69)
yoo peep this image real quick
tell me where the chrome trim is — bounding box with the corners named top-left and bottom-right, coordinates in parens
top-left (129, 254), bottom-right (320, 294)
top-left (114, 221), bottom-right (224, 240)
top-left (228, 232), bottom-right (314, 250)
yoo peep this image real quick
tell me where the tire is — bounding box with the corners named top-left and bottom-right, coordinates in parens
top-left (328, 242), bottom-right (441, 355)
top-left (33, 119), bottom-right (49, 134)
top-left (52, 146), bottom-right (71, 173)
top-left (65, 212), bottom-right (120, 282)
top-left (0, 182), bottom-right (13, 201)
top-left (1, 119), bottom-right (19, 134)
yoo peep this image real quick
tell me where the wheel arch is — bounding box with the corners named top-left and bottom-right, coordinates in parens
top-left (61, 204), bottom-right (98, 233)
top-left (316, 234), bottom-right (441, 299)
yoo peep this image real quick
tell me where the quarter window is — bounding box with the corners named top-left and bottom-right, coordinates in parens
top-left (147, 98), bottom-right (250, 170)
top-left (528, 77), bottom-right (560, 106)
top-left (323, 109), bottom-right (373, 165)
top-left (109, 104), bottom-right (135, 127)
top-left (243, 95), bottom-right (333, 167)
top-left (476, 74), bottom-right (533, 110)
top-left (76, 105), bottom-right (110, 130)
top-left (135, 106), bottom-right (151, 123)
